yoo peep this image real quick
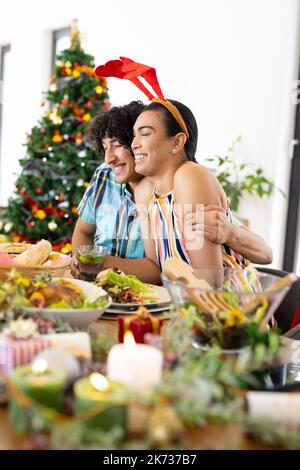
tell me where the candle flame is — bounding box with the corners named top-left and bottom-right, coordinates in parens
top-left (124, 331), bottom-right (136, 349)
top-left (90, 372), bottom-right (109, 392)
top-left (31, 359), bottom-right (48, 375)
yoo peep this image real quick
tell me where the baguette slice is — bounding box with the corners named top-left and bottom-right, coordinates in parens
top-left (15, 239), bottom-right (52, 266)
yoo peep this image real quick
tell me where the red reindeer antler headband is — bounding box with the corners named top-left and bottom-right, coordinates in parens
top-left (94, 57), bottom-right (189, 138)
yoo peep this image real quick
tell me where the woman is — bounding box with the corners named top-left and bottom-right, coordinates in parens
top-left (132, 99), bottom-right (261, 273)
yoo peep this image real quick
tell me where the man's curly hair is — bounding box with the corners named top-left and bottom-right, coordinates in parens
top-left (87, 100), bottom-right (145, 155)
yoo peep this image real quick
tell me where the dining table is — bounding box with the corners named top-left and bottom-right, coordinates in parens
top-left (1, 315), bottom-right (299, 450)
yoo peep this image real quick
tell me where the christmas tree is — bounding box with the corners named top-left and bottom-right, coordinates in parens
top-left (0, 20), bottom-right (110, 252)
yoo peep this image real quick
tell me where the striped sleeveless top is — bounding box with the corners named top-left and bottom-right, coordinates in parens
top-left (148, 190), bottom-right (251, 272)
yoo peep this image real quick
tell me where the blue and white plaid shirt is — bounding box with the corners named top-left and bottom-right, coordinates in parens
top-left (78, 163), bottom-right (145, 259)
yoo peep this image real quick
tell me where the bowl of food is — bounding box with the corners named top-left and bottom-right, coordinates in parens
top-left (0, 240), bottom-right (71, 280)
top-left (162, 260), bottom-right (296, 351)
top-left (17, 277), bottom-right (110, 328)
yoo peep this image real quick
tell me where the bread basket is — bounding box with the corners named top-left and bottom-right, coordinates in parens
top-left (0, 242), bottom-right (71, 280)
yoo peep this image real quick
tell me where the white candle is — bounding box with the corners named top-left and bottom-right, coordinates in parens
top-left (107, 332), bottom-right (163, 394)
top-left (247, 391), bottom-right (300, 427)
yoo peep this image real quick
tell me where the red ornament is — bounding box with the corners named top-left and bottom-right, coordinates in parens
top-left (35, 187), bottom-right (43, 194)
top-left (26, 223), bottom-right (32, 230)
top-left (67, 218), bottom-right (73, 225)
top-left (103, 101), bottom-right (111, 110)
top-left (21, 187), bottom-right (27, 196)
top-left (85, 101), bottom-right (92, 109)
top-left (59, 193), bottom-right (64, 202)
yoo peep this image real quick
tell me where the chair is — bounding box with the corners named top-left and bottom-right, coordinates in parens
top-left (257, 267), bottom-right (300, 333)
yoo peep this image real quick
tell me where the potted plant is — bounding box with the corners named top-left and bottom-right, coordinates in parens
top-left (205, 135), bottom-right (285, 215)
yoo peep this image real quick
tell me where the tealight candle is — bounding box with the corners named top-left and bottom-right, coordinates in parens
top-left (8, 359), bottom-right (67, 432)
top-left (107, 332), bottom-right (163, 395)
top-left (74, 372), bottom-right (128, 431)
top-left (9, 359), bottom-right (67, 409)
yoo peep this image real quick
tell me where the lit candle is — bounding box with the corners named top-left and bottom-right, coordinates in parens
top-left (74, 372), bottom-right (128, 431)
top-left (107, 332), bottom-right (163, 395)
top-left (9, 359), bottom-right (67, 409)
top-left (8, 360), bottom-right (67, 432)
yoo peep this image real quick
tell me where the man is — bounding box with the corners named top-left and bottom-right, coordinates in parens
top-left (71, 101), bottom-right (272, 282)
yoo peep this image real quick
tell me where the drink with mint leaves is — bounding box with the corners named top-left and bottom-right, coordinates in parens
top-left (77, 245), bottom-right (108, 281)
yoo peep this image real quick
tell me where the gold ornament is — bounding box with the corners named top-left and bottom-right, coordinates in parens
top-left (147, 404), bottom-right (184, 447)
top-left (61, 243), bottom-right (72, 254)
top-left (0, 234), bottom-right (9, 243)
top-left (70, 18), bottom-right (81, 50)
top-left (72, 70), bottom-right (80, 78)
top-left (35, 210), bottom-right (46, 220)
top-left (82, 113), bottom-right (91, 122)
top-left (52, 133), bottom-right (63, 143)
top-left (65, 68), bottom-right (72, 76)
top-left (48, 220), bottom-right (58, 232)
top-left (95, 85), bottom-right (103, 95)
top-left (65, 61), bottom-right (72, 68)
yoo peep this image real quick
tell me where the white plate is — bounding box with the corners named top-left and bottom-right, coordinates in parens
top-left (106, 304), bottom-right (173, 314)
top-left (110, 285), bottom-right (171, 310)
top-left (21, 278), bottom-right (110, 328)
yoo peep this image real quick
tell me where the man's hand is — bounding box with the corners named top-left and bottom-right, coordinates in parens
top-left (70, 255), bottom-right (81, 279)
top-left (186, 205), bottom-right (233, 245)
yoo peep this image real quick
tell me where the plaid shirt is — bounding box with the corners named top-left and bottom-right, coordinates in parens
top-left (78, 163), bottom-right (145, 259)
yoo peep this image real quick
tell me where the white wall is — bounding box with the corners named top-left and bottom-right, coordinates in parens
top-left (0, 0), bottom-right (299, 269)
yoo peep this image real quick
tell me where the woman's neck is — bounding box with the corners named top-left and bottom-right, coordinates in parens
top-left (151, 158), bottom-right (187, 196)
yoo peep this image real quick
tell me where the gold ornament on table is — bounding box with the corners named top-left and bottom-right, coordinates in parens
top-left (70, 18), bottom-right (81, 50)
top-left (147, 401), bottom-right (184, 447)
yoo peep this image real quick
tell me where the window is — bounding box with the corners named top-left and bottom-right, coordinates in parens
top-left (0, 44), bottom-right (12, 205)
top-left (52, 28), bottom-right (71, 70)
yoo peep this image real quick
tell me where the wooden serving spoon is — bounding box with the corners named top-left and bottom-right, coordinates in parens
top-left (163, 258), bottom-right (220, 314)
top-left (242, 273), bottom-right (298, 329)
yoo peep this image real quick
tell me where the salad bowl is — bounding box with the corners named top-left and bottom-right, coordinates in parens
top-left (20, 278), bottom-right (111, 328)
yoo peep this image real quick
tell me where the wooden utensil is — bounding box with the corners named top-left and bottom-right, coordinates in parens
top-left (243, 273), bottom-right (298, 329)
top-left (163, 258), bottom-right (221, 314)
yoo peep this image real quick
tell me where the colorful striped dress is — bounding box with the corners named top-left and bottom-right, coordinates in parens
top-left (148, 190), bottom-right (251, 273)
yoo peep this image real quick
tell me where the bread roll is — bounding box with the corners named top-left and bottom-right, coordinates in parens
top-left (16, 239), bottom-right (52, 266)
